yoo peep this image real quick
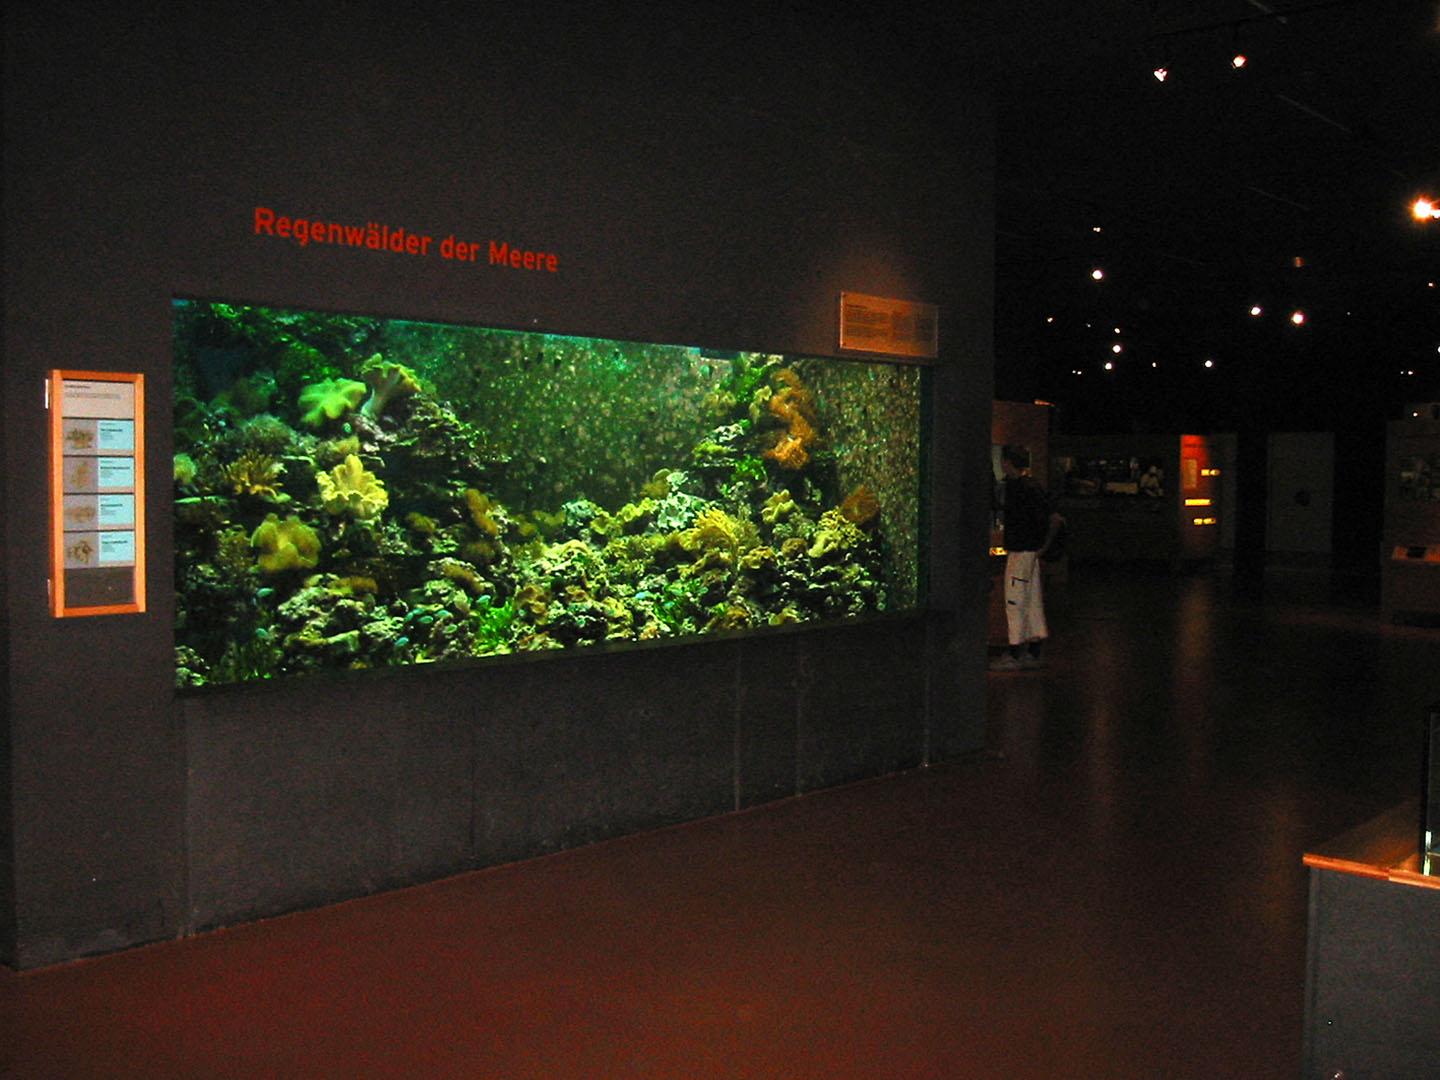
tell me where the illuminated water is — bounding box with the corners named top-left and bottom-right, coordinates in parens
top-left (172, 299), bottom-right (924, 687)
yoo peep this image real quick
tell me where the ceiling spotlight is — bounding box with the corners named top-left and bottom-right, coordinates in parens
top-left (1290, 310), bottom-right (1306, 326)
top-left (1414, 197), bottom-right (1440, 221)
top-left (1249, 305), bottom-right (1263, 317)
top-left (1091, 225), bottom-right (1104, 233)
top-left (1104, 361), bottom-right (1115, 371)
top-left (1091, 268), bottom-right (1105, 281)
top-left (1203, 359), bottom-right (1215, 369)
top-left (1228, 24), bottom-right (1247, 71)
top-left (1045, 316), bottom-right (1055, 324)
top-left (1111, 343), bottom-right (1123, 354)
top-left (1152, 65), bottom-right (1169, 83)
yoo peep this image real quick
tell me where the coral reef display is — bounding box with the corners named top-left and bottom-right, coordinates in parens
top-left (172, 299), bottom-right (924, 687)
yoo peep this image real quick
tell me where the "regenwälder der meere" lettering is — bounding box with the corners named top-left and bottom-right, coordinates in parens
top-left (253, 206), bottom-right (559, 274)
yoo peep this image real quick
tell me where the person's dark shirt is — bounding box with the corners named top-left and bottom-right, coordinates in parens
top-left (1003, 475), bottom-right (1050, 552)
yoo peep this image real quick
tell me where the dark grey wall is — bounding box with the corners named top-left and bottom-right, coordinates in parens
top-left (3, 2), bottom-right (995, 968)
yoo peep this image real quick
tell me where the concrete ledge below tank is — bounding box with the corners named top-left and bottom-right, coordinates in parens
top-left (173, 612), bottom-right (973, 942)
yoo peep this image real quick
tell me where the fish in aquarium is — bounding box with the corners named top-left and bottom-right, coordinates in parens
top-left (171, 298), bottom-right (924, 688)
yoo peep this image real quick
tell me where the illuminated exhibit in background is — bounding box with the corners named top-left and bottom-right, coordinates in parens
top-left (171, 299), bottom-right (925, 687)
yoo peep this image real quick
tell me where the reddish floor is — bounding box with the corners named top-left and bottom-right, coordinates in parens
top-left (2, 565), bottom-right (1429, 1078)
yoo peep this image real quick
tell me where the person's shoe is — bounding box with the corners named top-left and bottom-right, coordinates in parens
top-left (1019, 653), bottom-right (1045, 670)
top-left (989, 653), bottom-right (1023, 671)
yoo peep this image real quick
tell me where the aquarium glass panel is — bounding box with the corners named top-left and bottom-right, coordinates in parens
top-left (173, 299), bottom-right (925, 688)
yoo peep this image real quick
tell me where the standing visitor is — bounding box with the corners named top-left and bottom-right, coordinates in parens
top-left (991, 445), bottom-right (1063, 671)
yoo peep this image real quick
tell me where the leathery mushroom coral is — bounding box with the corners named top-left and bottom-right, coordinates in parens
top-left (298, 377), bottom-right (367, 429)
top-left (358, 354), bottom-right (423, 421)
top-left (315, 454), bottom-right (389, 519)
top-left (251, 513), bottom-right (322, 574)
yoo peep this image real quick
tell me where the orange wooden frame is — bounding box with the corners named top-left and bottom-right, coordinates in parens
top-left (49, 369), bottom-right (146, 617)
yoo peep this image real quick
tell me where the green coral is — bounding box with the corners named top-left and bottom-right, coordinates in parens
top-left (405, 511), bottom-right (438, 535)
top-left (173, 453), bottom-right (197, 486)
top-left (215, 527), bottom-right (257, 578)
top-left (471, 596), bottom-right (518, 652)
top-left (252, 513), bottom-right (322, 574)
top-left (316, 454), bottom-right (388, 519)
top-left (729, 455), bottom-right (767, 488)
top-left (234, 413), bottom-right (297, 455)
top-left (298, 378), bottom-right (366, 428)
top-left (357, 354), bottom-right (424, 420)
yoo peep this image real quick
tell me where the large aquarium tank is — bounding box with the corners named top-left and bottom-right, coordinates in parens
top-left (172, 299), bottom-right (926, 688)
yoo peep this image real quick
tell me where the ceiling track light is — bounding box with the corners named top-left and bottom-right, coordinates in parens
top-left (1230, 23), bottom-right (1247, 69)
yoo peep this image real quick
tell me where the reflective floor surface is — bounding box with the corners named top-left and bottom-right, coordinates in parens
top-left (3, 564), bottom-right (1433, 1078)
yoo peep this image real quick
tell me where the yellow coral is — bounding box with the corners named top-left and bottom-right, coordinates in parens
top-left (514, 582), bottom-right (550, 618)
top-left (761, 489), bottom-right (797, 526)
top-left (329, 575), bottom-right (379, 596)
top-left (689, 508), bottom-right (739, 555)
top-left (780, 537), bottom-right (809, 560)
top-left (807, 508), bottom-right (865, 560)
top-left (768, 605), bottom-right (803, 626)
top-left (224, 450), bottom-right (284, 499)
top-left (464, 489), bottom-right (503, 536)
top-left (639, 469), bottom-right (673, 499)
top-left (705, 604), bottom-right (754, 632)
top-left (739, 545), bottom-right (778, 573)
top-left (251, 513), bottom-right (321, 574)
top-left (315, 434), bottom-right (361, 468)
top-left (316, 454), bottom-right (388, 519)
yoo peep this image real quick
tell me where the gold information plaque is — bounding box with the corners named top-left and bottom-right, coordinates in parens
top-left (49, 370), bottom-right (146, 617)
top-left (838, 292), bottom-right (939, 361)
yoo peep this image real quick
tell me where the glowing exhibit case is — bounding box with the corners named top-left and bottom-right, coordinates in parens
top-left (172, 299), bottom-right (925, 688)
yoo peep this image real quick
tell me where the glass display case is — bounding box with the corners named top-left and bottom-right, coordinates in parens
top-left (1048, 434), bottom-right (1219, 565)
top-left (171, 299), bottom-right (926, 687)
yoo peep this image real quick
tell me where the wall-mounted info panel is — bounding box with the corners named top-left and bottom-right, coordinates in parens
top-left (838, 292), bottom-right (939, 361)
top-left (49, 371), bottom-right (146, 617)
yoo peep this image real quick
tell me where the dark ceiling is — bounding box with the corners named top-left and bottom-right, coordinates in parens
top-left (973, 0), bottom-right (1440, 433)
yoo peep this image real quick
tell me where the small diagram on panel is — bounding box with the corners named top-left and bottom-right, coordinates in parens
top-left (64, 457), bottom-right (98, 489)
top-left (64, 502), bottom-right (98, 526)
top-left (63, 423), bottom-right (97, 449)
top-left (65, 536), bottom-right (97, 566)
